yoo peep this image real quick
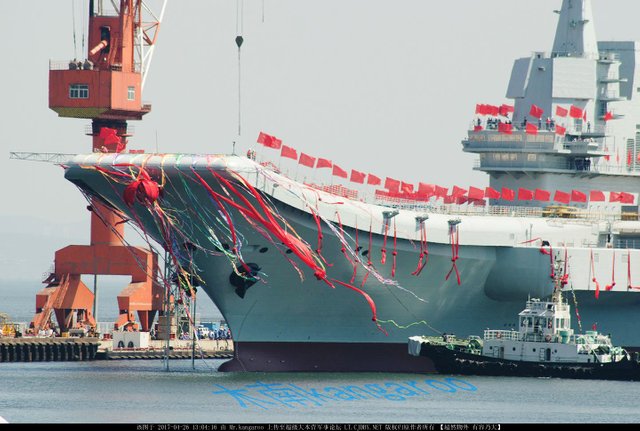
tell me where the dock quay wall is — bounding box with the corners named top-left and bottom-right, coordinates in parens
top-left (0, 338), bottom-right (99, 362)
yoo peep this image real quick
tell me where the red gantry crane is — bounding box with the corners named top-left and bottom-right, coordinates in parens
top-left (32, 0), bottom-right (167, 335)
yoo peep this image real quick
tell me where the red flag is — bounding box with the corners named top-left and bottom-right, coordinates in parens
top-left (610, 192), bottom-right (621, 202)
top-left (488, 105), bottom-right (500, 116)
top-left (589, 190), bottom-right (605, 202)
top-left (529, 104), bottom-right (544, 119)
top-left (534, 189), bottom-right (550, 202)
top-left (401, 182), bottom-right (414, 194)
top-left (569, 105), bottom-right (583, 119)
top-left (367, 174), bottom-right (381, 186)
top-left (604, 111), bottom-right (614, 122)
top-left (384, 177), bottom-right (400, 192)
top-left (332, 164), bottom-right (348, 179)
top-left (418, 183), bottom-right (435, 196)
top-left (451, 186), bottom-right (467, 197)
top-left (103, 133), bottom-right (121, 146)
top-left (555, 106), bottom-right (568, 118)
top-left (628, 152), bottom-right (633, 166)
top-left (468, 186), bottom-right (485, 200)
top-left (473, 125), bottom-right (484, 132)
top-left (475, 104), bottom-right (483, 115)
top-left (498, 122), bottom-right (513, 134)
top-left (485, 187), bottom-right (501, 199)
top-left (281, 145), bottom-right (297, 160)
top-left (99, 127), bottom-right (118, 140)
top-left (555, 125), bottom-right (566, 136)
top-left (262, 135), bottom-right (281, 149)
top-left (501, 187), bottom-right (515, 201)
top-left (525, 123), bottom-right (538, 135)
top-left (620, 192), bottom-right (635, 204)
top-left (518, 188), bottom-right (533, 201)
top-left (257, 132), bottom-right (282, 149)
top-left (499, 104), bottom-right (514, 116)
top-left (583, 110), bottom-right (587, 121)
top-left (316, 158), bottom-right (332, 169)
top-left (350, 169), bottom-right (366, 184)
top-left (554, 190), bottom-right (571, 204)
top-left (571, 190), bottom-right (587, 203)
top-left (298, 153), bottom-right (316, 168)
top-left (435, 185), bottom-right (448, 198)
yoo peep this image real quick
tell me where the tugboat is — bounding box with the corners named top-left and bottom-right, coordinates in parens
top-left (409, 260), bottom-right (640, 381)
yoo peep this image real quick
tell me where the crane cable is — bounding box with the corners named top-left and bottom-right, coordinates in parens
top-left (72, 0), bottom-right (78, 60)
top-left (235, 0), bottom-right (245, 137)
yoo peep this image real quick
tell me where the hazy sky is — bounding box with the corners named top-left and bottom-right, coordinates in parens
top-left (2, 0), bottom-right (640, 286)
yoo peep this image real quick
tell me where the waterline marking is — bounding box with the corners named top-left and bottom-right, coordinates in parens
top-left (212, 378), bottom-right (477, 410)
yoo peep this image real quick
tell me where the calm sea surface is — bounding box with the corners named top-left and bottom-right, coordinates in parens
top-left (1, 359), bottom-right (640, 423)
top-left (2, 284), bottom-right (640, 424)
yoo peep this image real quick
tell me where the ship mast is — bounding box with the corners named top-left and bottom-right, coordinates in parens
top-left (552, 0), bottom-right (598, 59)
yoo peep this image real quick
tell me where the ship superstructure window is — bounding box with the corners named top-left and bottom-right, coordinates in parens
top-left (127, 86), bottom-right (135, 101)
top-left (69, 84), bottom-right (89, 99)
top-left (527, 154), bottom-right (537, 162)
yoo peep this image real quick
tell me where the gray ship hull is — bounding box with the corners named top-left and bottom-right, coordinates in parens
top-left (63, 154), bottom-right (640, 371)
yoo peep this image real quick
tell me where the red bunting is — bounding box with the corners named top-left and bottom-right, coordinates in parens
top-left (604, 111), bottom-right (614, 122)
top-left (589, 190), bottom-right (605, 202)
top-left (280, 145), bottom-right (298, 160)
top-left (534, 189), bottom-right (550, 202)
top-left (123, 170), bottom-right (160, 207)
top-left (554, 190), bottom-right (571, 204)
top-left (384, 177), bottom-right (400, 192)
top-left (316, 158), bottom-right (332, 169)
top-left (332, 164), bottom-right (348, 179)
top-left (569, 105), bottom-right (583, 119)
top-left (468, 186), bottom-right (484, 200)
top-left (501, 187), bottom-right (515, 201)
top-left (485, 187), bottom-right (500, 199)
top-left (555, 106), bottom-right (568, 118)
top-left (555, 125), bottom-right (566, 136)
top-left (498, 122), bottom-right (513, 134)
top-left (367, 174), bottom-right (381, 186)
top-left (571, 190), bottom-right (587, 203)
top-left (525, 123), bottom-right (538, 135)
top-left (299, 153), bottom-right (316, 168)
top-left (518, 188), bottom-right (533, 201)
top-left (529, 104), bottom-right (544, 119)
top-left (350, 169), bottom-right (366, 184)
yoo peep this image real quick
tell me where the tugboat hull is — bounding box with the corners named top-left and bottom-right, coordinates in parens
top-left (417, 342), bottom-right (640, 381)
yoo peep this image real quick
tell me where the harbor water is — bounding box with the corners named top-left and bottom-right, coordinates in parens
top-left (1, 359), bottom-right (640, 423)
top-left (2, 284), bottom-right (640, 424)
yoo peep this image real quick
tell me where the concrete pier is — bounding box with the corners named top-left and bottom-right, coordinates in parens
top-left (0, 338), bottom-right (99, 362)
